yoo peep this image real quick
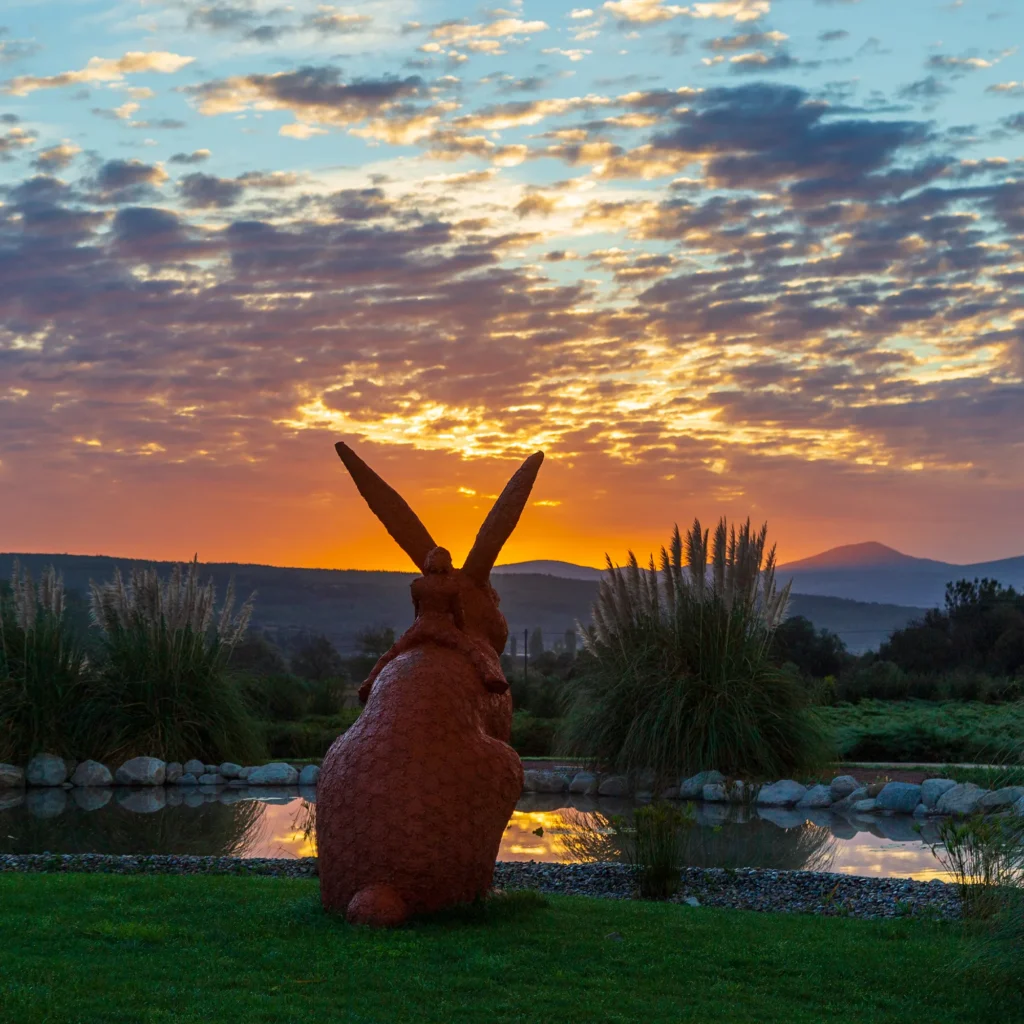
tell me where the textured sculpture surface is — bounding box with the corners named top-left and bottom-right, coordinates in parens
top-left (317, 441), bottom-right (543, 926)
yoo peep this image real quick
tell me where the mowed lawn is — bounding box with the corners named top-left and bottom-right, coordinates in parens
top-left (0, 874), bottom-right (1019, 1024)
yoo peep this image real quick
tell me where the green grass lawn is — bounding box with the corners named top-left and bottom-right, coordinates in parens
top-left (0, 874), bottom-right (1019, 1024)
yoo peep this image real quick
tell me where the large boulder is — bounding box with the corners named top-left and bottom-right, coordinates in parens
top-left (597, 775), bottom-right (630, 798)
top-left (26, 753), bottom-right (67, 787)
top-left (247, 762), bottom-right (299, 786)
top-left (978, 786), bottom-right (1024, 812)
top-left (680, 770), bottom-right (724, 799)
top-left (935, 782), bottom-right (986, 816)
top-left (71, 761), bottom-right (113, 787)
top-left (298, 765), bottom-right (320, 787)
top-left (757, 780), bottom-right (807, 807)
top-left (115, 757), bottom-right (166, 786)
top-left (174, 773), bottom-right (199, 786)
top-left (165, 762), bottom-right (183, 784)
top-left (0, 764), bottom-right (25, 788)
top-left (852, 798), bottom-right (877, 813)
top-left (569, 771), bottom-right (598, 795)
top-left (874, 782), bottom-right (922, 814)
top-left (523, 770), bottom-right (568, 794)
top-left (219, 762), bottom-right (243, 780)
top-left (831, 786), bottom-right (868, 812)
top-left (198, 773), bottom-right (224, 786)
top-left (796, 784), bottom-right (833, 809)
top-left (702, 782), bottom-right (728, 802)
top-left (183, 759), bottom-right (205, 777)
top-left (921, 778), bottom-right (957, 809)
top-left (829, 775), bottom-right (860, 801)
top-left (1014, 795), bottom-right (1024, 817)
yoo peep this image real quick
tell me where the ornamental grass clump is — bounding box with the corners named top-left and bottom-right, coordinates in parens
top-left (560, 518), bottom-right (834, 781)
top-left (611, 802), bottom-right (693, 900)
top-left (0, 561), bottom-right (88, 762)
top-left (89, 558), bottom-right (265, 764)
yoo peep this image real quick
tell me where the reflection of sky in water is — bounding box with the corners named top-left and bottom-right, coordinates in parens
top-left (1, 791), bottom-right (955, 881)
top-left (227, 797), bottom-right (958, 882)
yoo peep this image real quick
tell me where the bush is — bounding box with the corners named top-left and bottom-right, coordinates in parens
top-left (510, 712), bottom-right (559, 757)
top-left (560, 519), bottom-right (834, 780)
top-left (240, 672), bottom-right (309, 722)
top-left (932, 815), bottom-right (1023, 920)
top-left (88, 559), bottom-right (265, 764)
top-left (612, 802), bottom-right (693, 900)
top-left (836, 659), bottom-right (1022, 704)
top-left (0, 563), bottom-right (89, 762)
top-left (824, 700), bottom-right (1024, 764)
top-left (264, 711), bottom-right (359, 759)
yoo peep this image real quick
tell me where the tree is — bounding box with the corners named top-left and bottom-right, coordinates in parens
top-left (771, 616), bottom-right (847, 679)
top-left (231, 632), bottom-right (289, 678)
top-left (355, 625), bottom-right (395, 659)
top-left (290, 634), bottom-right (345, 682)
top-left (529, 626), bottom-right (545, 661)
top-left (564, 628), bottom-right (578, 658)
top-left (881, 578), bottom-right (1024, 677)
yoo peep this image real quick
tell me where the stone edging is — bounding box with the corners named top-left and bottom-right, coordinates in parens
top-left (0, 755), bottom-right (318, 791)
top-left (523, 768), bottom-right (1024, 820)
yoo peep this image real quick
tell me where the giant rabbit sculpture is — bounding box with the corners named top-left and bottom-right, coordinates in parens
top-left (317, 441), bottom-right (544, 926)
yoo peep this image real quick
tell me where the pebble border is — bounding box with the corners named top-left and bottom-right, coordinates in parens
top-left (0, 854), bottom-right (961, 921)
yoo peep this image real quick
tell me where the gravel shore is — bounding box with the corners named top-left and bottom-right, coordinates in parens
top-left (0, 854), bottom-right (961, 920)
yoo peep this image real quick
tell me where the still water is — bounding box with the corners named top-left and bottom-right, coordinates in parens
top-left (0, 787), bottom-right (953, 881)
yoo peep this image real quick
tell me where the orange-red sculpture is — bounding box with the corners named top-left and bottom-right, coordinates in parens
top-left (317, 441), bottom-right (543, 926)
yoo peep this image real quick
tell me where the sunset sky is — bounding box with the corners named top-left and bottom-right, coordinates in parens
top-left (1, 0), bottom-right (1022, 572)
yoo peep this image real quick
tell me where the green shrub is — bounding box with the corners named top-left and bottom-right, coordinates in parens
top-left (0, 563), bottom-right (89, 762)
top-left (824, 700), bottom-right (1024, 763)
top-left (88, 559), bottom-right (265, 764)
top-left (611, 802), bottom-right (693, 900)
top-left (306, 676), bottom-right (346, 717)
top-left (510, 712), bottom-right (559, 757)
top-left (932, 815), bottom-right (1023, 919)
top-left (241, 672), bottom-right (310, 721)
top-left (263, 710), bottom-right (359, 759)
top-left (560, 519), bottom-right (834, 780)
top-left (836, 660), bottom-right (1022, 704)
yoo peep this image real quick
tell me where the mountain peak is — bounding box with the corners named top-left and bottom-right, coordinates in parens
top-left (780, 541), bottom-right (919, 571)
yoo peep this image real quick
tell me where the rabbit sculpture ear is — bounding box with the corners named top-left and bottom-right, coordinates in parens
top-left (335, 441), bottom-right (437, 572)
top-left (462, 451), bottom-right (544, 585)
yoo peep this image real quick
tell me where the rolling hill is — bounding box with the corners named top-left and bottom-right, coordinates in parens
top-left (777, 542), bottom-right (1024, 607)
top-left (2, 551), bottom-right (928, 655)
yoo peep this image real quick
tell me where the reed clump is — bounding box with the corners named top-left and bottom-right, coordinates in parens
top-left (560, 518), bottom-right (834, 781)
top-left (88, 558), bottom-right (265, 763)
top-left (0, 562), bottom-right (88, 762)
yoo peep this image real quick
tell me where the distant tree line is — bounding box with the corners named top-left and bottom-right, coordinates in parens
top-left (772, 578), bottom-right (1024, 704)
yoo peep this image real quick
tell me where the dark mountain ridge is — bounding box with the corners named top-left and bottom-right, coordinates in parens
top-left (3, 551), bottom-right (928, 655)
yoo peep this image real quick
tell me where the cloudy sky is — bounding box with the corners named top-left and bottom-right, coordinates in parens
top-left (1, 0), bottom-right (1022, 572)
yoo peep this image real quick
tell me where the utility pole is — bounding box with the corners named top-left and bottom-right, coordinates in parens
top-left (523, 627), bottom-right (529, 687)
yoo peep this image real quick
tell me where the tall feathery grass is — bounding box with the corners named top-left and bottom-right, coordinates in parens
top-left (89, 558), bottom-right (265, 764)
top-left (949, 700), bottom-right (1024, 991)
top-left (0, 561), bottom-right (88, 762)
top-left (560, 518), bottom-right (834, 781)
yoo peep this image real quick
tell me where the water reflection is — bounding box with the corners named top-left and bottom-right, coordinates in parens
top-left (0, 789), bottom-right (954, 881)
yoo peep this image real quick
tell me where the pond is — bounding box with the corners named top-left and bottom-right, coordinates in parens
top-left (0, 787), bottom-right (953, 881)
